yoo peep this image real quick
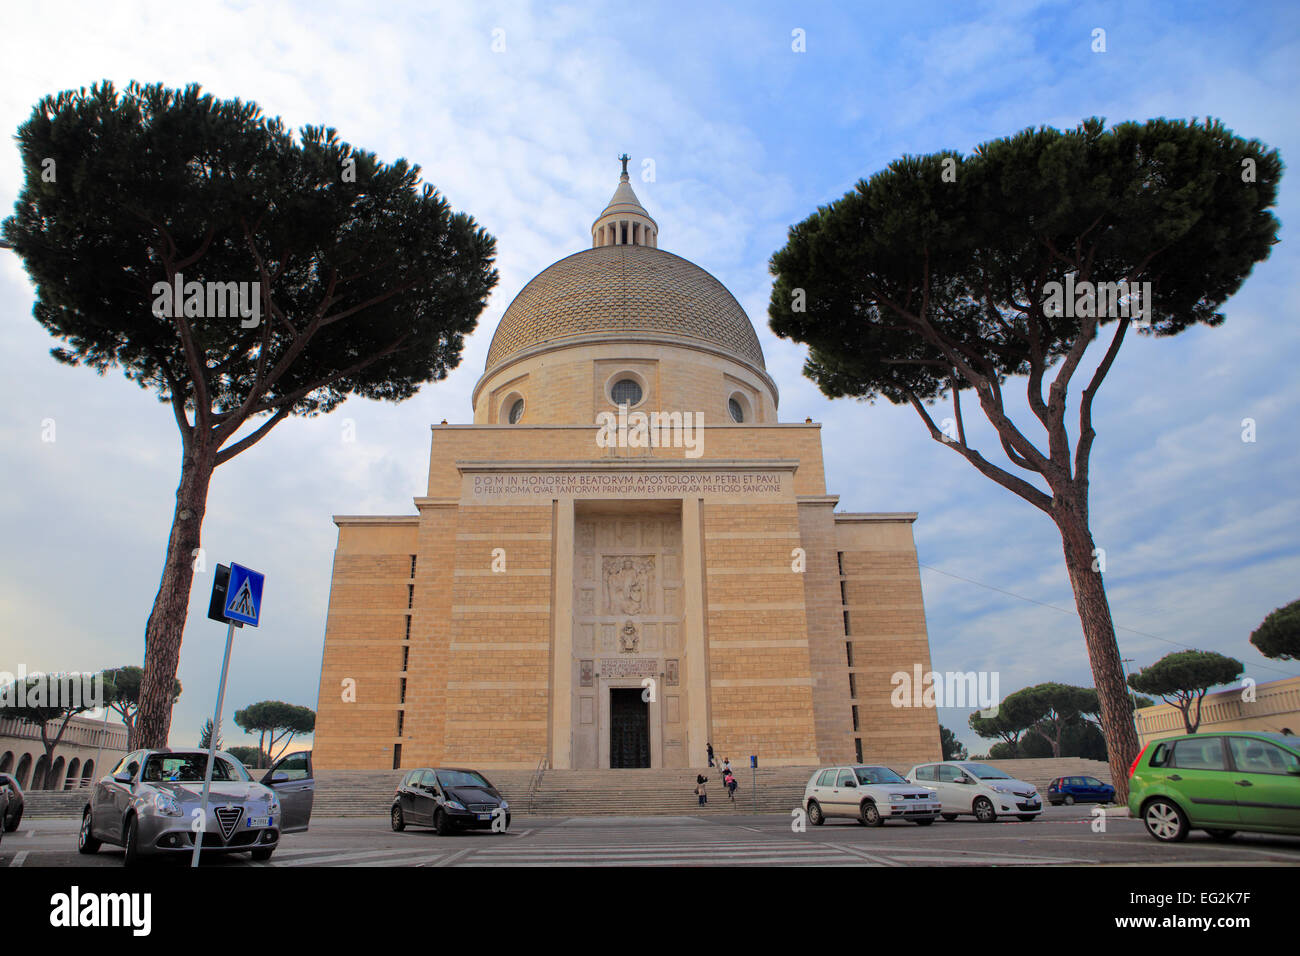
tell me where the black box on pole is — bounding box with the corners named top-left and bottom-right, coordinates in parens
top-left (207, 564), bottom-right (242, 627)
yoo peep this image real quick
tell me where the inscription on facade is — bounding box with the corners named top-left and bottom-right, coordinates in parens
top-left (467, 470), bottom-right (787, 501)
top-left (598, 658), bottom-right (658, 678)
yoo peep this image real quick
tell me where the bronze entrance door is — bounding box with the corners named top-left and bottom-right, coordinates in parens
top-left (609, 688), bottom-right (650, 768)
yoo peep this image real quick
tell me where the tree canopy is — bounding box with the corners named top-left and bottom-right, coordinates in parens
top-left (1127, 650), bottom-right (1243, 734)
top-left (1250, 598), bottom-right (1300, 661)
top-left (101, 666), bottom-right (181, 740)
top-left (939, 725), bottom-right (968, 760)
top-left (234, 700), bottom-right (316, 766)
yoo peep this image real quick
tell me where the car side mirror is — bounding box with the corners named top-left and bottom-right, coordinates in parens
top-left (113, 771), bottom-right (132, 784)
top-left (842, 779), bottom-right (856, 787)
top-left (270, 771), bottom-right (289, 783)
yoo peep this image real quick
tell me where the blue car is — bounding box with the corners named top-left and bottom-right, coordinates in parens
top-left (1047, 775), bottom-right (1115, 806)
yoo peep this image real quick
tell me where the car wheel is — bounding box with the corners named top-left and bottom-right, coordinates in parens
top-left (434, 809), bottom-right (453, 836)
top-left (1142, 798), bottom-right (1189, 842)
top-left (973, 797), bottom-right (997, 823)
top-left (4, 810), bottom-right (20, 833)
top-left (391, 805), bottom-right (406, 832)
top-left (122, 815), bottom-right (141, 867)
top-left (941, 812), bottom-right (958, 822)
top-left (1205, 829), bottom-right (1237, 842)
top-left (913, 818), bottom-right (934, 826)
top-left (250, 847), bottom-right (275, 861)
top-left (78, 808), bottom-right (100, 854)
top-left (860, 801), bottom-right (883, 827)
top-left (807, 800), bottom-right (824, 826)
top-left (1017, 814), bottom-right (1037, 822)
top-left (1063, 795), bottom-right (1075, 806)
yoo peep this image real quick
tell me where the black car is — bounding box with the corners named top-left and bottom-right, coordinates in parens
top-left (391, 767), bottom-right (510, 835)
top-left (0, 773), bottom-right (22, 832)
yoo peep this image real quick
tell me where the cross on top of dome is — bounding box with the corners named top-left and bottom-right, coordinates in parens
top-left (593, 155), bottom-right (657, 249)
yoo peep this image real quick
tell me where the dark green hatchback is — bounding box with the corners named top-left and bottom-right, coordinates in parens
top-left (1128, 731), bottom-right (1300, 842)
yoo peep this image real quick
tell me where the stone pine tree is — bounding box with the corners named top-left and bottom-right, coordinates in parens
top-left (939, 725), bottom-right (967, 760)
top-left (3, 82), bottom-right (498, 748)
top-left (1127, 650), bottom-right (1243, 734)
top-left (768, 117), bottom-right (1281, 799)
top-left (1250, 598), bottom-right (1300, 661)
top-left (233, 701), bottom-right (316, 768)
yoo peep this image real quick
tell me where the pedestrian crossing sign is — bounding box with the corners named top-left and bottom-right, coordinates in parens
top-left (224, 563), bottom-right (264, 627)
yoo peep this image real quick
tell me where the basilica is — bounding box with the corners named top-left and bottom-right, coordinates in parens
top-left (312, 162), bottom-right (941, 771)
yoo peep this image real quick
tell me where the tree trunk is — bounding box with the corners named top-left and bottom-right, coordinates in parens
top-left (1055, 506), bottom-right (1140, 803)
top-left (132, 446), bottom-right (216, 749)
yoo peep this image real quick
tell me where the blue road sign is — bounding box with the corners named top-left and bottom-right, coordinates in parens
top-left (224, 563), bottom-right (264, 627)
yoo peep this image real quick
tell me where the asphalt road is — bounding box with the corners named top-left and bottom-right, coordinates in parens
top-left (6, 805), bottom-right (1299, 867)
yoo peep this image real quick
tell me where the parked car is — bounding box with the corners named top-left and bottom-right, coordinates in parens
top-left (0, 773), bottom-right (23, 832)
top-left (906, 760), bottom-right (1042, 822)
top-left (1047, 775), bottom-right (1116, 806)
top-left (1128, 731), bottom-right (1300, 843)
top-left (803, 765), bottom-right (941, 826)
top-left (78, 748), bottom-right (314, 865)
top-left (391, 767), bottom-right (510, 835)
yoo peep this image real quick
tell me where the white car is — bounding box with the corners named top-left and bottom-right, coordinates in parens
top-left (906, 761), bottom-right (1042, 822)
top-left (803, 765), bottom-right (942, 826)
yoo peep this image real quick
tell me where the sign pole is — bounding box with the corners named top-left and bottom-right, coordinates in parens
top-left (191, 619), bottom-right (236, 868)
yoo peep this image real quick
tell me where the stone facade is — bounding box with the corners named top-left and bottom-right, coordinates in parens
top-left (312, 167), bottom-right (941, 772)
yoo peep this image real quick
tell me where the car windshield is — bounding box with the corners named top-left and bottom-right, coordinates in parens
top-left (437, 770), bottom-right (491, 789)
top-left (855, 766), bottom-right (906, 785)
top-left (961, 763), bottom-right (1011, 780)
top-left (142, 753), bottom-right (248, 783)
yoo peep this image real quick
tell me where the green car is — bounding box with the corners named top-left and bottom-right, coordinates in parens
top-left (1128, 731), bottom-right (1300, 842)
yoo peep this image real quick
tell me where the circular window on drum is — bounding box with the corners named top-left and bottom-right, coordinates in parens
top-left (508, 398), bottom-right (525, 424)
top-left (611, 377), bottom-right (643, 407)
top-left (727, 391), bottom-right (752, 423)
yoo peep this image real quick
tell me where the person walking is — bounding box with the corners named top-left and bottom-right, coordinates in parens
top-left (707, 743), bottom-right (714, 768)
top-left (695, 773), bottom-right (708, 805)
top-left (724, 770), bottom-right (738, 802)
top-left (721, 757), bottom-right (731, 776)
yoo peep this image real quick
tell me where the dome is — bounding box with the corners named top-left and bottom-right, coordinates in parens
top-left (484, 243), bottom-right (766, 373)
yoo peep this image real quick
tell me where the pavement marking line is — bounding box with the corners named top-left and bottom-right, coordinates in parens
top-left (270, 846), bottom-right (446, 867)
top-left (821, 843), bottom-right (901, 866)
top-left (431, 848), bottom-right (476, 867)
top-left (9, 851), bottom-right (28, 867)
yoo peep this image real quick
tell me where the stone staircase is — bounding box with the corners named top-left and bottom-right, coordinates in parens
top-left (19, 758), bottom-right (1115, 820)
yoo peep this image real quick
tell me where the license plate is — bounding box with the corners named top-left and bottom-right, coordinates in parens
top-left (247, 816), bottom-right (270, 828)
top-left (477, 813), bottom-right (492, 821)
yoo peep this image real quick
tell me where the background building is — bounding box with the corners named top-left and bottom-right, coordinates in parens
top-left (0, 714), bottom-right (127, 790)
top-left (1135, 675), bottom-right (1300, 745)
top-left (313, 164), bottom-right (941, 771)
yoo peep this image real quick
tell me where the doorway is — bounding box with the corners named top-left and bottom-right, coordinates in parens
top-left (609, 688), bottom-right (650, 768)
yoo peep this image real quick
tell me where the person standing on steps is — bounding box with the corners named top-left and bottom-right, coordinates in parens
top-left (707, 743), bottom-right (714, 768)
top-left (695, 773), bottom-right (708, 805)
top-left (721, 756), bottom-right (731, 776)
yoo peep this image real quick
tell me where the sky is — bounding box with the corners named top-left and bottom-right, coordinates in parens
top-left (1, 0), bottom-right (1297, 761)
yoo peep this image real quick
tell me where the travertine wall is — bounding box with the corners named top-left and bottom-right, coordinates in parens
top-left (312, 520), bottom-right (419, 770)
top-left (702, 500), bottom-right (820, 764)
top-left (835, 516), bottom-right (942, 767)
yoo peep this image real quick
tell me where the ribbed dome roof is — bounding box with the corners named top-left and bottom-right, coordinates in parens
top-left (484, 244), bottom-right (765, 372)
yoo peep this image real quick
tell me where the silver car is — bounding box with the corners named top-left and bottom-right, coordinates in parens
top-left (803, 764), bottom-right (942, 826)
top-left (79, 748), bottom-right (314, 865)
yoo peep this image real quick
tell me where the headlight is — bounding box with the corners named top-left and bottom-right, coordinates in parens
top-left (445, 800), bottom-right (466, 811)
top-left (499, 800), bottom-right (509, 810)
top-left (889, 794), bottom-right (906, 801)
top-left (268, 794), bottom-right (281, 814)
top-left (154, 792), bottom-right (182, 816)
top-left (990, 785), bottom-right (1010, 793)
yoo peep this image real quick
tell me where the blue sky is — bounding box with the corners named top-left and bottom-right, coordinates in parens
top-left (1, 0), bottom-right (1297, 760)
